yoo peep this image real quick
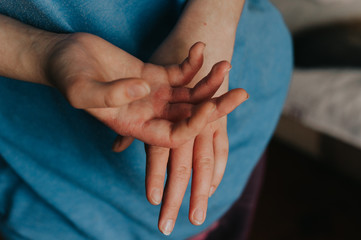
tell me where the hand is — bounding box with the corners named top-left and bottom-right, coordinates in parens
top-left (45, 33), bottom-right (241, 148)
top-left (143, 93), bottom-right (246, 236)
top-left (114, 103), bottom-right (245, 236)
top-left (112, 0), bottom-right (247, 234)
top-left (146, 117), bottom-right (234, 235)
top-left (113, 58), bottom-right (247, 236)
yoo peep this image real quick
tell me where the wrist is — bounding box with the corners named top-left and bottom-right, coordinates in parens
top-left (0, 14), bottom-right (68, 86)
top-left (26, 31), bottom-right (68, 86)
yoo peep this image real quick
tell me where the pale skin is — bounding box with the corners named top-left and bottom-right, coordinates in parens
top-left (0, 15), bottom-right (247, 148)
top-left (113, 0), bottom-right (246, 235)
top-left (0, 10), bottom-right (248, 236)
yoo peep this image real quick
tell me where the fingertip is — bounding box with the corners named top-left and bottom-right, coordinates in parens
top-left (189, 42), bottom-right (205, 65)
top-left (191, 208), bottom-right (206, 225)
top-left (204, 61), bottom-right (231, 82)
top-left (159, 219), bottom-right (174, 236)
top-left (221, 88), bottom-right (249, 108)
top-left (112, 138), bottom-right (124, 152)
top-left (197, 41), bottom-right (206, 47)
top-left (148, 188), bottom-right (162, 205)
top-left (192, 41), bottom-right (206, 52)
top-left (227, 64), bottom-right (232, 72)
top-left (112, 136), bottom-right (134, 152)
top-left (236, 88), bottom-right (249, 102)
top-left (197, 41), bottom-right (206, 52)
top-left (214, 60), bottom-right (231, 73)
top-left (176, 43), bottom-right (205, 86)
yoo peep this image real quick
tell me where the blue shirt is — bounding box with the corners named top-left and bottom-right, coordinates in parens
top-left (0, 0), bottom-right (292, 239)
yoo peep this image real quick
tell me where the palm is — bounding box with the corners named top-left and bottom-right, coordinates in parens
top-left (88, 64), bottom-right (190, 146)
top-left (46, 33), bottom-right (229, 147)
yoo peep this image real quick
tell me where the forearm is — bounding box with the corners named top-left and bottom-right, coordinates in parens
top-left (0, 14), bottom-right (61, 85)
top-left (174, 0), bottom-right (244, 60)
top-left (151, 0), bottom-right (245, 92)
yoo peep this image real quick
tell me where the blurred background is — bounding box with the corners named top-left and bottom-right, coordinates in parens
top-left (249, 0), bottom-right (361, 239)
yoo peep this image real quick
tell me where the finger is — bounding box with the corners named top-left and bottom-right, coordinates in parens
top-left (208, 88), bottom-right (249, 122)
top-left (166, 42), bottom-right (205, 87)
top-left (66, 77), bottom-right (150, 109)
top-left (163, 88), bottom-right (248, 123)
top-left (170, 61), bottom-right (231, 104)
top-left (158, 140), bottom-right (193, 236)
top-left (112, 135), bottom-right (135, 152)
top-left (145, 145), bottom-right (169, 205)
top-left (189, 130), bottom-right (214, 225)
top-left (141, 101), bottom-right (215, 148)
top-left (209, 118), bottom-right (228, 197)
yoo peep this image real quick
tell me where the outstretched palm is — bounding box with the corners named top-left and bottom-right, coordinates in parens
top-left (46, 33), bottom-right (240, 147)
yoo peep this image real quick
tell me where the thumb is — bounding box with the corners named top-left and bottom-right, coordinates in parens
top-left (66, 78), bottom-right (151, 109)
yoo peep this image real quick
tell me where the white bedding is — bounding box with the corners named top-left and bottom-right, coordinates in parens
top-left (283, 68), bottom-right (361, 148)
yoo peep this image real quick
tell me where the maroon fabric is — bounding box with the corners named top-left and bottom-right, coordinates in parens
top-left (189, 154), bottom-right (266, 240)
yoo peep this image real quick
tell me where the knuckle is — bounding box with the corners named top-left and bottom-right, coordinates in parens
top-left (150, 146), bottom-right (169, 156)
top-left (172, 165), bottom-right (191, 182)
top-left (163, 203), bottom-right (181, 215)
top-left (192, 193), bottom-right (209, 203)
top-left (168, 135), bottom-right (184, 149)
top-left (195, 157), bottom-right (213, 171)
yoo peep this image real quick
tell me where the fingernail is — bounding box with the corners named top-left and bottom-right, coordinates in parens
top-left (151, 189), bottom-right (161, 205)
top-left (209, 186), bottom-right (215, 197)
top-left (246, 92), bottom-right (250, 100)
top-left (127, 82), bottom-right (150, 99)
top-left (193, 208), bottom-right (204, 225)
top-left (161, 219), bottom-right (174, 236)
top-left (227, 65), bottom-right (232, 72)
